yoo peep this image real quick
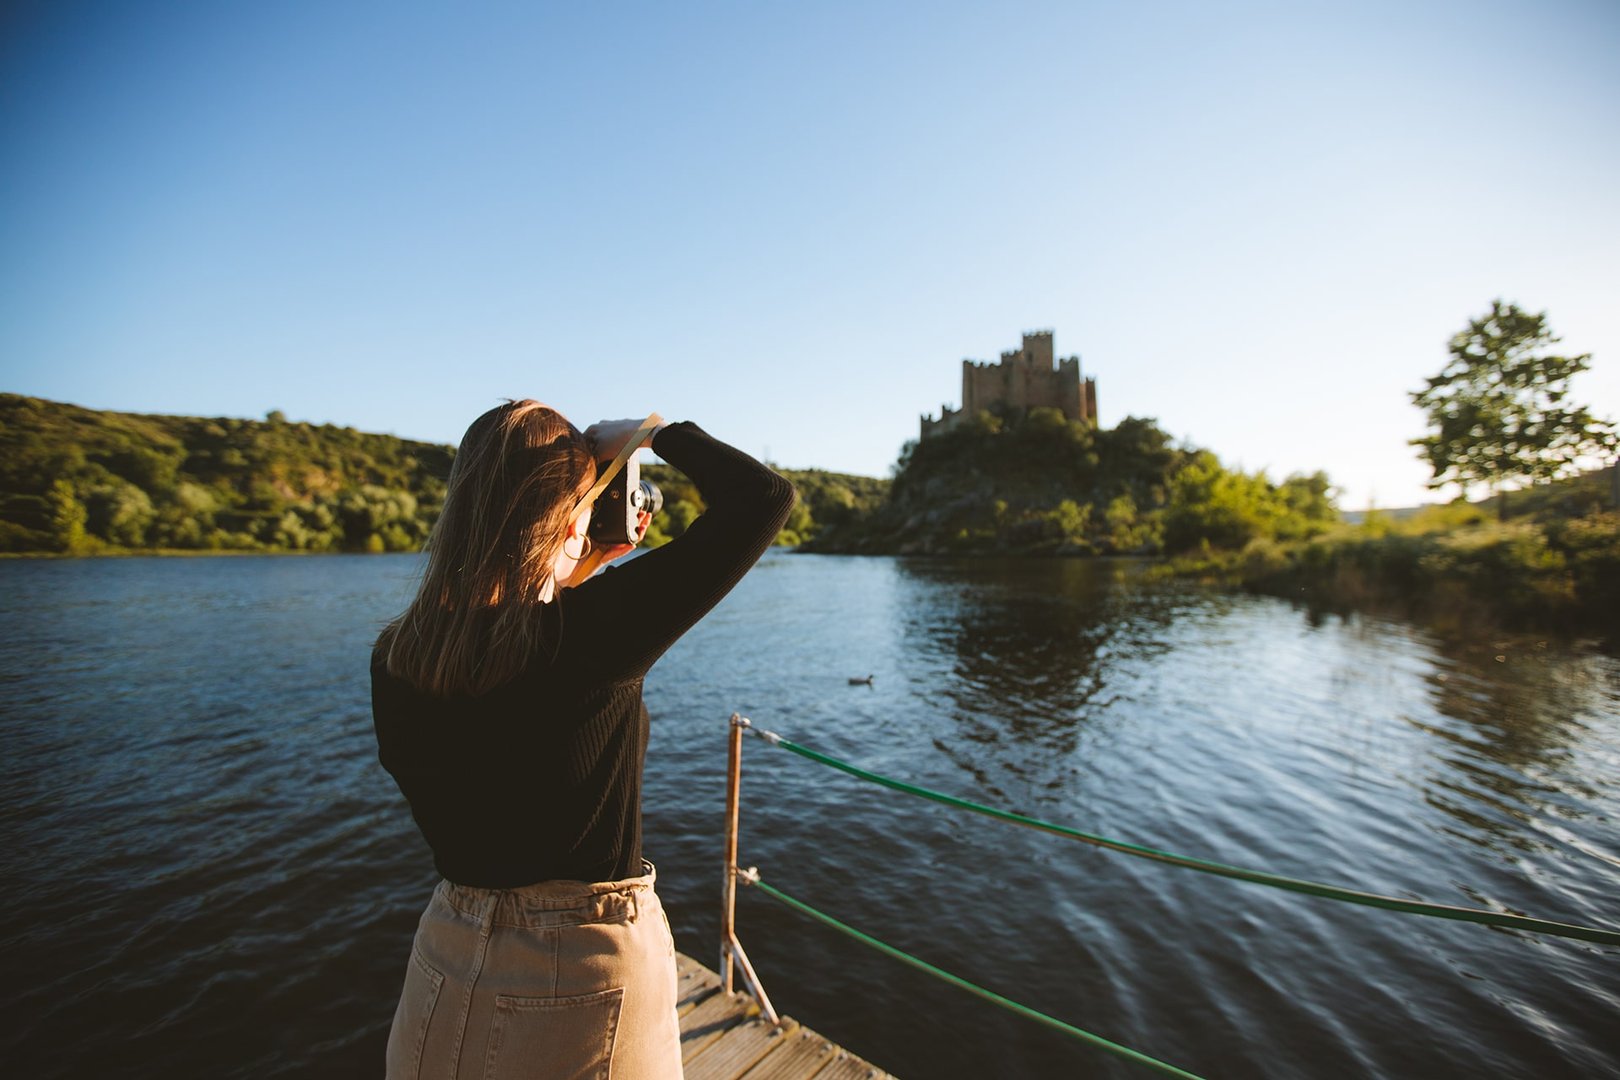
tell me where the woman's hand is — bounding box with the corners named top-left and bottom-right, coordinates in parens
top-left (584, 417), bottom-right (664, 460)
top-left (596, 510), bottom-right (654, 563)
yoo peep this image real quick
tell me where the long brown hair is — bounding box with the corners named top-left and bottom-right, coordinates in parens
top-left (377, 400), bottom-right (595, 696)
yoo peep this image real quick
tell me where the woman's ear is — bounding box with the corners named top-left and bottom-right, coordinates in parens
top-left (570, 503), bottom-right (593, 540)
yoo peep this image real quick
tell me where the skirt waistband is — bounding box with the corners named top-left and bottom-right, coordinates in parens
top-left (436, 859), bottom-right (657, 929)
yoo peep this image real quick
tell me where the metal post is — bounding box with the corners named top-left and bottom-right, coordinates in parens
top-left (719, 714), bottom-right (780, 1024)
top-left (720, 713), bottom-right (745, 994)
top-left (728, 927), bottom-right (779, 1023)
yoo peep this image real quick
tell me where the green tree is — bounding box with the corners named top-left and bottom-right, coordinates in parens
top-left (1104, 493), bottom-right (1163, 553)
top-left (1411, 301), bottom-right (1617, 518)
top-left (338, 485), bottom-right (420, 550)
top-left (1274, 472), bottom-right (1337, 539)
top-left (84, 481), bottom-right (155, 546)
top-left (46, 479), bottom-right (89, 553)
top-left (1047, 499), bottom-right (1091, 547)
top-left (779, 499), bottom-right (814, 544)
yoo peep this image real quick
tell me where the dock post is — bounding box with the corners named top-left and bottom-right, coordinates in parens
top-left (720, 714), bottom-right (780, 1024)
top-left (721, 713), bottom-right (744, 995)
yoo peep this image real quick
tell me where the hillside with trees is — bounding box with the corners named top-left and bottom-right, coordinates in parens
top-left (0, 394), bottom-right (886, 555)
top-left (0, 393), bottom-right (1333, 560)
top-left (638, 462), bottom-right (888, 549)
top-left (0, 394), bottom-right (454, 554)
top-left (802, 405), bottom-right (1337, 557)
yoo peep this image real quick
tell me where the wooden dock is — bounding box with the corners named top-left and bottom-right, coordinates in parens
top-left (676, 952), bottom-right (894, 1080)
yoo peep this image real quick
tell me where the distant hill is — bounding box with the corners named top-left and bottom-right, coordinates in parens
top-left (1340, 506), bottom-right (1427, 525)
top-left (1339, 467), bottom-right (1620, 526)
top-left (0, 394), bottom-right (885, 554)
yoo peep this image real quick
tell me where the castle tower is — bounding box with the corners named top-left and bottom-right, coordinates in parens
top-left (1022, 331), bottom-right (1054, 369)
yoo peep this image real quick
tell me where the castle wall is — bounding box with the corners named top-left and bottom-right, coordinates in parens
top-left (919, 403), bottom-right (961, 439)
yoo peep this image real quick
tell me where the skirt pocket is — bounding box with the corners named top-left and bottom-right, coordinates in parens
top-left (483, 985), bottom-right (625, 1080)
top-left (385, 947), bottom-right (446, 1079)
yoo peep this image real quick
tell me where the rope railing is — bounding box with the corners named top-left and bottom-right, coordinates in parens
top-left (740, 869), bottom-right (1206, 1079)
top-left (722, 715), bottom-right (1204, 1078)
top-left (744, 722), bottom-right (1620, 948)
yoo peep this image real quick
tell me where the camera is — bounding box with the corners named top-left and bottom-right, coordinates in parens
top-left (588, 454), bottom-right (663, 546)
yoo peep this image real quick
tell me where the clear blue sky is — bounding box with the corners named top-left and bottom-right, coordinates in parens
top-left (4, 0), bottom-right (1617, 509)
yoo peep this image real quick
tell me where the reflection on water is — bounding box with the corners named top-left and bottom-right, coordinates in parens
top-left (1, 553), bottom-right (1616, 1080)
top-left (1412, 636), bottom-right (1616, 863)
top-left (892, 559), bottom-right (1193, 800)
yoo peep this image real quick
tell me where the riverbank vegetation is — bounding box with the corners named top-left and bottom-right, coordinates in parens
top-left (0, 394), bottom-right (886, 556)
top-left (1175, 468), bottom-right (1619, 641)
top-left (801, 405), bottom-right (1338, 557)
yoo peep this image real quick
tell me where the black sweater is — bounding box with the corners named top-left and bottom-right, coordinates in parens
top-left (371, 422), bottom-right (795, 887)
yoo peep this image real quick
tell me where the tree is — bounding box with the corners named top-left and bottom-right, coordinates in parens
top-left (1411, 301), bottom-right (1616, 518)
top-left (1163, 452), bottom-right (1281, 551)
top-left (46, 479), bottom-right (89, 553)
top-left (84, 481), bottom-right (154, 546)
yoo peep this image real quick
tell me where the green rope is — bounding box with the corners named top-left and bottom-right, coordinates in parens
top-left (746, 874), bottom-right (1206, 1080)
top-left (751, 729), bottom-right (1620, 947)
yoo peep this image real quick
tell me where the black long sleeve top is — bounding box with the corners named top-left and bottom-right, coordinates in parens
top-left (371, 422), bottom-right (796, 888)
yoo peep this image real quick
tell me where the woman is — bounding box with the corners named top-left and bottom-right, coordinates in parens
top-left (372, 400), bottom-right (795, 1079)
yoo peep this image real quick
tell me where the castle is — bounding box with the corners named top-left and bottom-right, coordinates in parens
top-left (920, 330), bottom-right (1098, 439)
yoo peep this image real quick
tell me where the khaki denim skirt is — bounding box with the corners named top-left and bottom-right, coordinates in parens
top-left (386, 861), bottom-right (682, 1080)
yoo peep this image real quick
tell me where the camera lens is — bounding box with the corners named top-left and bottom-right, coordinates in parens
top-left (633, 480), bottom-right (664, 515)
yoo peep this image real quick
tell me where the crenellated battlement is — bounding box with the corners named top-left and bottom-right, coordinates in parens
top-left (920, 330), bottom-right (1098, 439)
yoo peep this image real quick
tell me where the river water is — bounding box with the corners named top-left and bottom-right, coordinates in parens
top-left (1, 552), bottom-right (1615, 1078)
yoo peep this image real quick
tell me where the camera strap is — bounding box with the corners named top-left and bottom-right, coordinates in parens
top-left (577, 412), bottom-right (664, 508)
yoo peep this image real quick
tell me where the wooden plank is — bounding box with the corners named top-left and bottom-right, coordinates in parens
top-left (677, 954), bottom-right (723, 1015)
top-left (677, 952), bottom-right (713, 980)
top-left (684, 1016), bottom-right (802, 1080)
top-left (813, 1051), bottom-right (893, 1080)
top-left (679, 988), bottom-right (755, 1064)
top-left (735, 1026), bottom-right (844, 1080)
top-left (671, 952), bottom-right (894, 1079)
